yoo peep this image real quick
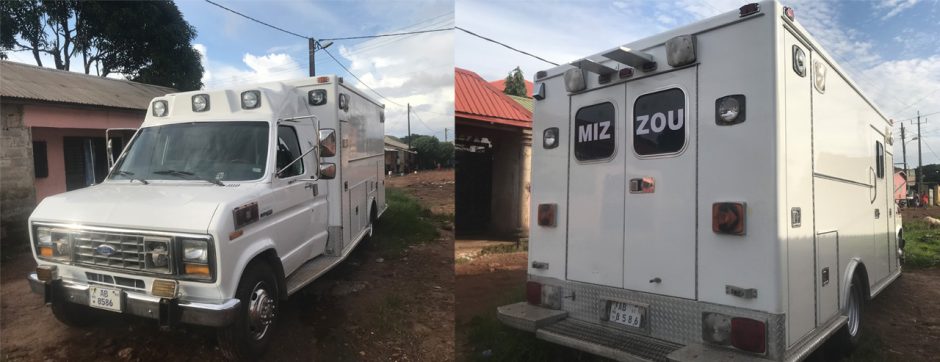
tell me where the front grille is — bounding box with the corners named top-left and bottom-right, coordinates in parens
top-left (73, 231), bottom-right (153, 272)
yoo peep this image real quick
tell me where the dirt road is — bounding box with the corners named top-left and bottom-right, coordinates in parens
top-left (0, 170), bottom-right (455, 361)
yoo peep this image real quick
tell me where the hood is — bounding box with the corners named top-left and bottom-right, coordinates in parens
top-left (31, 182), bottom-right (261, 233)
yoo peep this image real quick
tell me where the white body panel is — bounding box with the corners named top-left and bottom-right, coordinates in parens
top-left (524, 1), bottom-right (900, 359)
top-left (28, 75), bottom-right (385, 307)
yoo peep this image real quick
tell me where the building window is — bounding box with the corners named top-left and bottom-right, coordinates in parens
top-left (63, 137), bottom-right (107, 191)
top-left (33, 141), bottom-right (48, 178)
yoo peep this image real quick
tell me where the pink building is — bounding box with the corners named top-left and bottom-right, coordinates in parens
top-left (1, 60), bottom-right (174, 243)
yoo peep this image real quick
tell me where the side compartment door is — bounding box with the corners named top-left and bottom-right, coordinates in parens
top-left (273, 122), bottom-right (319, 273)
top-left (622, 67), bottom-right (697, 299)
top-left (566, 85), bottom-right (626, 288)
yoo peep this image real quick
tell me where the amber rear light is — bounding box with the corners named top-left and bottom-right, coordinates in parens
top-left (537, 203), bottom-right (557, 227)
top-left (712, 202), bottom-right (746, 235)
top-left (526, 281), bottom-right (542, 305)
top-left (39, 246), bottom-right (53, 257)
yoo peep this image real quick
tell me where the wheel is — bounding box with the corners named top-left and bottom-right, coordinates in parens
top-left (833, 275), bottom-right (864, 355)
top-left (218, 262), bottom-right (280, 361)
top-left (51, 298), bottom-right (99, 327)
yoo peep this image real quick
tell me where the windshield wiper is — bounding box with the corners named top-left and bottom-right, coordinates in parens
top-left (153, 169), bottom-right (224, 186)
top-left (114, 170), bottom-right (149, 185)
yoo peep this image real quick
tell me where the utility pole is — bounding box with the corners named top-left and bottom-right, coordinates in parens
top-left (444, 128), bottom-right (448, 142)
top-left (307, 39), bottom-right (333, 77)
top-left (901, 122), bottom-right (908, 182)
top-left (917, 111), bottom-right (923, 193)
top-left (308, 38), bottom-right (316, 76)
top-left (407, 103), bottom-right (412, 150)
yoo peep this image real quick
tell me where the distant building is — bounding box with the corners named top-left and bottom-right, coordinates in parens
top-left (0, 60), bottom-right (174, 243)
top-left (455, 68), bottom-right (532, 238)
top-left (384, 136), bottom-right (416, 174)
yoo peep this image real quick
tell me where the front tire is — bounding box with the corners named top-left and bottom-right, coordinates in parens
top-left (218, 262), bottom-right (280, 361)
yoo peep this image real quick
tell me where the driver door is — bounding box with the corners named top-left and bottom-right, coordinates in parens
top-left (272, 122), bottom-right (324, 274)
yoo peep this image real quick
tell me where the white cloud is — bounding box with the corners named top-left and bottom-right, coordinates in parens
top-left (875, 0), bottom-right (920, 19)
top-left (337, 27), bottom-right (454, 140)
top-left (197, 44), bottom-right (306, 89)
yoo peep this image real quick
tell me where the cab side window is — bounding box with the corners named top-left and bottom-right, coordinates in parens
top-left (276, 125), bottom-right (304, 177)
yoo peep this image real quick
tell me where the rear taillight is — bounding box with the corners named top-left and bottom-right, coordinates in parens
top-left (703, 313), bottom-right (766, 354)
top-left (712, 202), bottom-right (746, 235)
top-left (526, 281), bottom-right (542, 305)
top-left (731, 318), bottom-right (766, 353)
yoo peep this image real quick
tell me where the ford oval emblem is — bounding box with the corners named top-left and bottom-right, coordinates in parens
top-left (95, 244), bottom-right (116, 257)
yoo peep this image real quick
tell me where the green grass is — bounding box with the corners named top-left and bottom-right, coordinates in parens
top-left (903, 219), bottom-right (940, 268)
top-left (371, 188), bottom-right (440, 258)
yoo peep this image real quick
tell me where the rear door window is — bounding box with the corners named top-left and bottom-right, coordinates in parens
top-left (574, 102), bottom-right (616, 161)
top-left (633, 88), bottom-right (687, 156)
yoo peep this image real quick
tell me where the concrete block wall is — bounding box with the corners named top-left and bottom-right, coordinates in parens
top-left (1, 103), bottom-right (37, 246)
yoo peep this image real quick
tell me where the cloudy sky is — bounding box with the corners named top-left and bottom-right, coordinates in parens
top-left (456, 0), bottom-right (940, 166)
top-left (7, 0), bottom-right (454, 140)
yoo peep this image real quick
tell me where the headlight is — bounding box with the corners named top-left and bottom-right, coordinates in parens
top-left (181, 238), bottom-right (211, 280)
top-left (144, 237), bottom-right (172, 273)
top-left (35, 226), bottom-right (71, 262)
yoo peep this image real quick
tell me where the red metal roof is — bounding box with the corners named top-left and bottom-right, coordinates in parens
top-left (488, 79), bottom-right (534, 98)
top-left (455, 68), bottom-right (532, 128)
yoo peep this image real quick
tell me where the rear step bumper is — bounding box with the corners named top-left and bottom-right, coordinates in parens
top-left (498, 302), bottom-right (770, 362)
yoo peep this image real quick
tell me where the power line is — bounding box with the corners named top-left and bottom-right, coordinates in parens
top-left (321, 27), bottom-right (453, 42)
top-left (320, 47), bottom-right (403, 107)
top-left (456, 27), bottom-right (559, 66)
top-left (204, 0), bottom-right (306, 39)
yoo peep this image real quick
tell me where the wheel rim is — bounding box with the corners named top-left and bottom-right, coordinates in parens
top-left (847, 283), bottom-right (860, 336)
top-left (247, 281), bottom-right (276, 340)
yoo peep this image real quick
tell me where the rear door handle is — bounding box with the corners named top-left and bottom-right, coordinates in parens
top-left (875, 209), bottom-right (880, 219)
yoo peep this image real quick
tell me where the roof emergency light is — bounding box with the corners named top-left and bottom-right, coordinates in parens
top-left (666, 35), bottom-right (696, 67)
top-left (192, 94), bottom-right (210, 112)
top-left (152, 100), bottom-right (168, 117)
top-left (241, 90), bottom-right (261, 109)
top-left (563, 68), bottom-right (586, 93)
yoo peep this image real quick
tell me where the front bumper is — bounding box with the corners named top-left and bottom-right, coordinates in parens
top-left (28, 273), bottom-right (239, 327)
top-left (498, 302), bottom-right (769, 362)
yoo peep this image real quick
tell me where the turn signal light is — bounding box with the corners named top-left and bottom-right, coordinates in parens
top-left (731, 317), bottom-right (766, 353)
top-left (712, 202), bottom-right (746, 235)
top-left (39, 246), bottom-right (53, 257)
top-left (36, 265), bottom-right (58, 282)
top-left (184, 263), bottom-right (211, 276)
top-left (526, 281), bottom-right (542, 305)
top-left (317, 76), bottom-right (330, 84)
top-left (537, 203), bottom-right (557, 227)
top-left (151, 279), bottom-right (178, 298)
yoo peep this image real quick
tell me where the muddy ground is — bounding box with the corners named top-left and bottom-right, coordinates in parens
top-left (0, 169), bottom-right (455, 361)
top-left (455, 207), bottom-right (940, 361)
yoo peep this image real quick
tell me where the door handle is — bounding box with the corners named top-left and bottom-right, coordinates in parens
top-left (875, 208), bottom-right (880, 219)
top-left (305, 183), bottom-right (318, 196)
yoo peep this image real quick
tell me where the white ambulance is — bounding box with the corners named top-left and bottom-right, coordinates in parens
top-left (498, 1), bottom-right (902, 361)
top-left (26, 75), bottom-right (387, 359)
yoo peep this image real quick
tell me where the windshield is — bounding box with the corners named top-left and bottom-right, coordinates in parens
top-left (110, 121), bottom-right (270, 182)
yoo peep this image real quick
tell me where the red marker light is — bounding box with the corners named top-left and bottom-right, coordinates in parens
top-left (784, 6), bottom-right (795, 21)
top-left (712, 202), bottom-right (746, 235)
top-left (731, 317), bottom-right (766, 353)
top-left (537, 203), bottom-right (557, 227)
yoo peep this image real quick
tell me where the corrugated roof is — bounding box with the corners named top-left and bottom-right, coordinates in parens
top-left (384, 135), bottom-right (410, 150)
top-left (0, 60), bottom-right (176, 110)
top-left (455, 68), bottom-right (531, 128)
top-left (488, 79), bottom-right (534, 97)
top-left (507, 95), bottom-right (534, 112)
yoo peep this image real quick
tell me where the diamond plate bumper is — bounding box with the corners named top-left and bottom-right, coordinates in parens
top-left (28, 273), bottom-right (239, 327)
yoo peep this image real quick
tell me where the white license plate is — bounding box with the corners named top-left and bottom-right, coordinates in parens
top-left (608, 301), bottom-right (643, 328)
top-left (89, 285), bottom-right (122, 312)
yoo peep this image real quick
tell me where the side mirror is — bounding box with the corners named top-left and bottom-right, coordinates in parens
top-left (319, 163), bottom-right (336, 179)
top-left (319, 129), bottom-right (336, 157)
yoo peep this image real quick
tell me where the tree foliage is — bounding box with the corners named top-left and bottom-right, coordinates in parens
top-left (400, 134), bottom-right (454, 169)
top-left (1, 0), bottom-right (203, 90)
top-left (502, 66), bottom-right (527, 97)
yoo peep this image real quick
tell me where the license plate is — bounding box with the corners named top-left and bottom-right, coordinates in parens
top-left (608, 301), bottom-right (643, 328)
top-left (89, 285), bottom-right (122, 312)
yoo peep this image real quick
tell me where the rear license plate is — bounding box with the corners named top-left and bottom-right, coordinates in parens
top-left (608, 301), bottom-right (643, 328)
top-left (89, 285), bottom-right (122, 312)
